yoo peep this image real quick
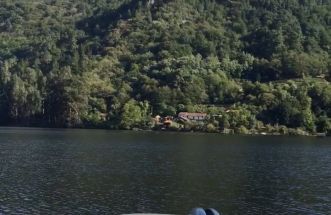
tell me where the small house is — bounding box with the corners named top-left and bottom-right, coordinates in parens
top-left (163, 116), bottom-right (173, 126)
top-left (154, 115), bottom-right (161, 122)
top-left (178, 112), bottom-right (207, 121)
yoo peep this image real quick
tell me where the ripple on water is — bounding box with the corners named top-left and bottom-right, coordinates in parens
top-left (0, 129), bottom-right (330, 214)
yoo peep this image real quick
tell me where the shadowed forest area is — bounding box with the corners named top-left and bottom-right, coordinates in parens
top-left (0, 0), bottom-right (331, 134)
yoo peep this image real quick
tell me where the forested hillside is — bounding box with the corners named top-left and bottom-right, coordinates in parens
top-left (1, 0), bottom-right (331, 134)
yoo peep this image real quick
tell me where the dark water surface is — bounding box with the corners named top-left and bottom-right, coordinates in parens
top-left (0, 128), bottom-right (330, 215)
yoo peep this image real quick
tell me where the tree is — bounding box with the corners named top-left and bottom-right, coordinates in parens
top-left (120, 99), bottom-right (150, 129)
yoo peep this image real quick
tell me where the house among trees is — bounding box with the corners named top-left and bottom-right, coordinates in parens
top-left (178, 112), bottom-right (207, 121)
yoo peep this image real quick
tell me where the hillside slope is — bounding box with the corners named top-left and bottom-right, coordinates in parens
top-left (0, 0), bottom-right (331, 134)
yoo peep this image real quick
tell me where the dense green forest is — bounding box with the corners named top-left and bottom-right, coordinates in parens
top-left (0, 0), bottom-right (331, 134)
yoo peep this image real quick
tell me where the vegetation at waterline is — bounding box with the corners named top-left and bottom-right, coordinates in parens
top-left (0, 0), bottom-right (331, 135)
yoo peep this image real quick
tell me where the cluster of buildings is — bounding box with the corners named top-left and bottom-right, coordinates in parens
top-left (153, 112), bottom-right (208, 128)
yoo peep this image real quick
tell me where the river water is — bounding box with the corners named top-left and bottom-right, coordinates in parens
top-left (0, 128), bottom-right (330, 214)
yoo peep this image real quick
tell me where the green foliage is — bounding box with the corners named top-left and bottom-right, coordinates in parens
top-left (120, 99), bottom-right (151, 129)
top-left (0, 0), bottom-right (331, 133)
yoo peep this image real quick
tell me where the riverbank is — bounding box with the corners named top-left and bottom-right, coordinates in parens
top-left (1, 124), bottom-right (329, 137)
top-left (151, 127), bottom-right (329, 137)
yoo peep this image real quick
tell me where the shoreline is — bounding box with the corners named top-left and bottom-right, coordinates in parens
top-left (0, 125), bottom-right (329, 137)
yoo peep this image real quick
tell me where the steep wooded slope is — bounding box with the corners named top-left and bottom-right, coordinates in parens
top-left (0, 0), bottom-right (331, 133)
